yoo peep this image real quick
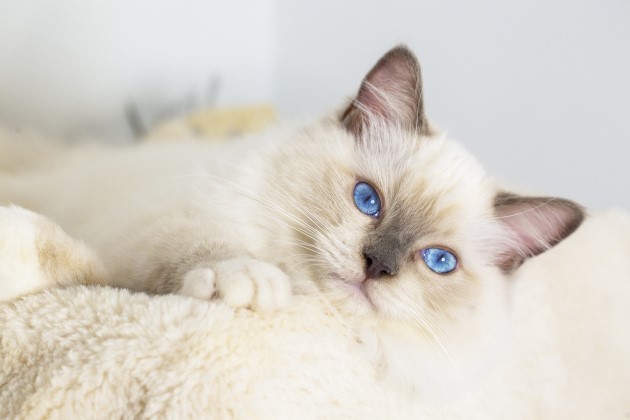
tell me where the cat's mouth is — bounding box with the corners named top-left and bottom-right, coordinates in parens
top-left (330, 273), bottom-right (377, 311)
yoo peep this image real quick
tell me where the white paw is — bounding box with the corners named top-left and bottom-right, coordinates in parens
top-left (178, 268), bottom-right (216, 299)
top-left (213, 258), bottom-right (291, 313)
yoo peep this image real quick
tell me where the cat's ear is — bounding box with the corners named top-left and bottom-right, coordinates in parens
top-left (493, 193), bottom-right (585, 272)
top-left (341, 45), bottom-right (429, 137)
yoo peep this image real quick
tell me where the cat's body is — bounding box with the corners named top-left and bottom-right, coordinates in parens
top-left (1, 46), bottom-right (608, 407)
top-left (4, 136), bottom-right (296, 296)
top-left (1, 126), bottom-right (508, 396)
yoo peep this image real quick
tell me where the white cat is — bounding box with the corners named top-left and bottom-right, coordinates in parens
top-left (0, 46), bottom-right (587, 399)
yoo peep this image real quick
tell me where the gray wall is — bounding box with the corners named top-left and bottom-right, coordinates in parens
top-left (275, 0), bottom-right (630, 211)
top-left (0, 0), bottom-right (275, 140)
top-left (0, 0), bottom-right (627, 210)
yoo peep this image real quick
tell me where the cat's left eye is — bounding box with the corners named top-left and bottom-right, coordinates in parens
top-left (421, 247), bottom-right (458, 274)
top-left (353, 182), bottom-right (381, 217)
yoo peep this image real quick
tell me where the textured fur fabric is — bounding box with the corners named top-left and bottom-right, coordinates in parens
top-left (1, 206), bottom-right (629, 419)
top-left (0, 288), bottom-right (397, 419)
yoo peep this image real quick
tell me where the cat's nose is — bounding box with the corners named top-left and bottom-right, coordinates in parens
top-left (363, 252), bottom-right (395, 280)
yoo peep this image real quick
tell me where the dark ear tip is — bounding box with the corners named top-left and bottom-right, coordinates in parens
top-left (386, 44), bottom-right (413, 55)
top-left (558, 199), bottom-right (587, 238)
top-left (379, 44), bottom-right (419, 67)
top-left (538, 196), bottom-right (586, 239)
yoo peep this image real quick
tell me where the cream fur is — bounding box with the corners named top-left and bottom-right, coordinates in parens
top-left (0, 207), bottom-right (629, 418)
top-left (0, 206), bottom-right (48, 301)
top-left (0, 205), bottom-right (105, 302)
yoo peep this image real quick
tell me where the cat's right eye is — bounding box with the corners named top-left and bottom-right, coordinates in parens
top-left (421, 247), bottom-right (458, 274)
top-left (353, 182), bottom-right (381, 217)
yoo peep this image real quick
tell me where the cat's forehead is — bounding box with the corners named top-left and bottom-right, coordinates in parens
top-left (353, 129), bottom-right (494, 239)
top-left (296, 123), bottom-right (493, 231)
top-left (356, 130), bottom-right (490, 206)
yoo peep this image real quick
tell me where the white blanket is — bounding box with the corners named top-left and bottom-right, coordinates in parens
top-left (1, 208), bottom-right (630, 419)
top-left (1, 288), bottom-right (401, 419)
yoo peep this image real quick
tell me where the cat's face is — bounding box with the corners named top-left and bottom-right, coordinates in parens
top-left (274, 47), bottom-right (582, 328)
top-left (275, 121), bottom-right (511, 359)
top-left (271, 46), bottom-right (583, 335)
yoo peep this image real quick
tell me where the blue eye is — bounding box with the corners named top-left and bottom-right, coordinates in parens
top-left (353, 182), bottom-right (381, 217)
top-left (421, 248), bottom-right (458, 274)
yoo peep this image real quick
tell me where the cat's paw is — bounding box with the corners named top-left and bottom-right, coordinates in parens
top-left (180, 259), bottom-right (291, 313)
top-left (0, 205), bottom-right (105, 301)
top-left (215, 259), bottom-right (292, 313)
top-left (178, 267), bottom-right (216, 300)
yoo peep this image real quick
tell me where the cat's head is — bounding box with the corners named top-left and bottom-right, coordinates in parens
top-left (268, 45), bottom-right (583, 394)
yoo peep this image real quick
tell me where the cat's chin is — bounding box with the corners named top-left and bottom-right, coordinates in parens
top-left (324, 273), bottom-right (379, 316)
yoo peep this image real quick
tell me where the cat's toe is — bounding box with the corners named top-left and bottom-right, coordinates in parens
top-left (178, 268), bottom-right (216, 299)
top-left (214, 258), bottom-right (291, 313)
top-left (250, 266), bottom-right (291, 313)
top-left (213, 259), bottom-right (256, 308)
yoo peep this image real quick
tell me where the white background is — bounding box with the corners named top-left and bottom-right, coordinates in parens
top-left (0, 0), bottom-right (628, 210)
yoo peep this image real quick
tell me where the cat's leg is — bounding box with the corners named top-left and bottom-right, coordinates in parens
top-left (0, 205), bottom-right (106, 301)
top-left (126, 217), bottom-right (292, 313)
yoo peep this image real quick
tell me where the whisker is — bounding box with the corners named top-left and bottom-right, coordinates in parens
top-left (178, 172), bottom-right (323, 241)
top-left (403, 304), bottom-right (465, 386)
top-left (171, 156), bottom-right (330, 236)
top-left (269, 239), bottom-right (320, 254)
top-left (491, 198), bottom-right (557, 220)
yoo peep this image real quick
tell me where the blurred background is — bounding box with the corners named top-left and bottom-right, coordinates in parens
top-left (0, 0), bottom-right (628, 210)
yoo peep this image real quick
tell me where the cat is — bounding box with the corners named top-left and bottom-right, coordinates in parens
top-left (0, 45), bottom-right (584, 398)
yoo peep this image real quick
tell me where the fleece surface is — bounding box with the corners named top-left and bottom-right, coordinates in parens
top-left (1, 210), bottom-right (630, 419)
top-left (0, 289), bottom-right (400, 419)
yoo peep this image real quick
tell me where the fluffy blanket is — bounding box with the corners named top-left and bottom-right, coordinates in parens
top-left (1, 204), bottom-right (630, 419)
top-left (1, 288), bottom-right (398, 419)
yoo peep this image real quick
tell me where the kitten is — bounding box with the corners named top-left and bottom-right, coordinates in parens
top-left (0, 45), bottom-right (583, 397)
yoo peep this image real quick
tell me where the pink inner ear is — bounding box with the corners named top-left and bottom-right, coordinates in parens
top-left (341, 45), bottom-right (427, 136)
top-left (357, 60), bottom-right (419, 123)
top-left (494, 194), bottom-right (584, 272)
